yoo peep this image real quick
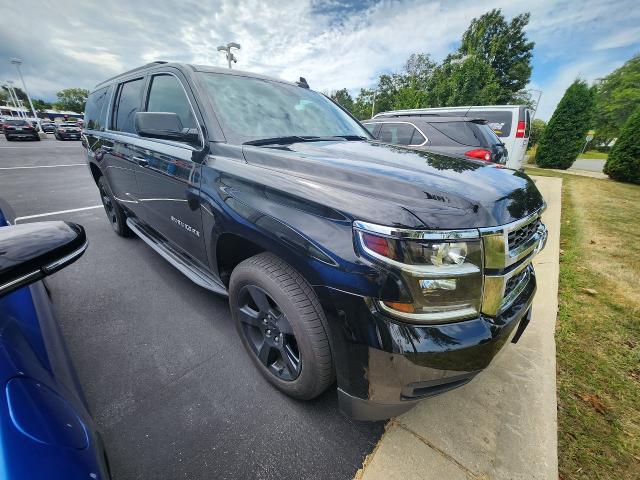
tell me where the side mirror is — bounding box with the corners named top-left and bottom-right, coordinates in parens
top-left (135, 112), bottom-right (199, 144)
top-left (0, 221), bottom-right (87, 298)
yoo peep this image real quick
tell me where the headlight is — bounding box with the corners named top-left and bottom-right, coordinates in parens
top-left (356, 228), bottom-right (483, 324)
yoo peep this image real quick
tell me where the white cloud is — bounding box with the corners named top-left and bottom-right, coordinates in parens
top-left (0, 0), bottom-right (638, 120)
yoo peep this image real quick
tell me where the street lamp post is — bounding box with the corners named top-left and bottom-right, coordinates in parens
top-left (7, 81), bottom-right (25, 118)
top-left (217, 42), bottom-right (241, 69)
top-left (4, 81), bottom-right (21, 115)
top-left (10, 58), bottom-right (42, 131)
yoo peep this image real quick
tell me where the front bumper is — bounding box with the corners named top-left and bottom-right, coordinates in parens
top-left (317, 266), bottom-right (536, 421)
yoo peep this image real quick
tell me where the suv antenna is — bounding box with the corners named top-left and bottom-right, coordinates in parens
top-left (296, 77), bottom-right (310, 89)
top-left (463, 105), bottom-right (472, 117)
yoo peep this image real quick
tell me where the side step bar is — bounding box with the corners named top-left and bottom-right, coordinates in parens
top-left (126, 217), bottom-right (228, 296)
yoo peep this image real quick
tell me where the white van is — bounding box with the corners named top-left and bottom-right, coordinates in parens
top-left (374, 105), bottom-right (532, 170)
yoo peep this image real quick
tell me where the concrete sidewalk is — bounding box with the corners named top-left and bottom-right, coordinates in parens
top-left (356, 176), bottom-right (562, 480)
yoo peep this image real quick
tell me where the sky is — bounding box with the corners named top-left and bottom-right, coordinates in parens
top-left (0, 0), bottom-right (638, 120)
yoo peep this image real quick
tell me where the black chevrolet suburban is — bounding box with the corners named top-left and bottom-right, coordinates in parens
top-left (82, 62), bottom-right (547, 420)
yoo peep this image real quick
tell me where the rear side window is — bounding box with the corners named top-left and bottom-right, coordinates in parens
top-left (146, 74), bottom-right (196, 130)
top-left (473, 111), bottom-right (512, 138)
top-left (378, 123), bottom-right (424, 145)
top-left (362, 123), bottom-right (376, 135)
top-left (112, 78), bottom-right (145, 134)
top-left (84, 86), bottom-right (110, 131)
top-left (524, 110), bottom-right (531, 138)
top-left (430, 121), bottom-right (486, 147)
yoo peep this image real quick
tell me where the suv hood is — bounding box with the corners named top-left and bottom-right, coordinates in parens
top-left (242, 140), bottom-right (543, 229)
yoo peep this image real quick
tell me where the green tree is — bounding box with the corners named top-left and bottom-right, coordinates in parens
top-left (535, 79), bottom-right (595, 169)
top-left (330, 88), bottom-right (355, 113)
top-left (31, 98), bottom-right (52, 111)
top-left (594, 54), bottom-right (640, 143)
top-left (603, 106), bottom-right (640, 184)
top-left (352, 88), bottom-right (375, 120)
top-left (429, 54), bottom-right (501, 106)
top-left (54, 88), bottom-right (89, 113)
top-left (459, 9), bottom-right (534, 103)
top-left (528, 118), bottom-right (546, 148)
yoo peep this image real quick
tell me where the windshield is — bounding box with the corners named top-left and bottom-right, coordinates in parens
top-left (198, 72), bottom-right (369, 144)
top-left (5, 120), bottom-right (28, 126)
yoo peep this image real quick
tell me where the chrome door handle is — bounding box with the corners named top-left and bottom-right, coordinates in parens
top-left (134, 156), bottom-right (149, 167)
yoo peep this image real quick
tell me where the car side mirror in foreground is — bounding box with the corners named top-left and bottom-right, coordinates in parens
top-left (0, 221), bottom-right (87, 297)
top-left (135, 112), bottom-right (199, 144)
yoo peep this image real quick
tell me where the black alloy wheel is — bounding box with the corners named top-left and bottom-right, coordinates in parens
top-left (229, 253), bottom-right (334, 400)
top-left (236, 284), bottom-right (301, 381)
top-left (97, 176), bottom-right (131, 237)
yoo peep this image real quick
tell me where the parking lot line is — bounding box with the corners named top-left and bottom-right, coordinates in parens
top-left (15, 205), bottom-right (102, 222)
top-left (0, 164), bottom-right (86, 170)
top-left (0, 145), bottom-right (81, 149)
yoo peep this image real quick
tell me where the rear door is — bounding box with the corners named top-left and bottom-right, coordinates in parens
top-left (134, 71), bottom-right (208, 265)
top-left (102, 77), bottom-right (147, 216)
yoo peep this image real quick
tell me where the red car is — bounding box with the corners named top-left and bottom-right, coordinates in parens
top-left (3, 119), bottom-right (40, 141)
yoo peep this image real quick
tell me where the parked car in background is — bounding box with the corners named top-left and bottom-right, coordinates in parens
top-left (40, 121), bottom-right (57, 133)
top-left (55, 122), bottom-right (82, 140)
top-left (83, 62), bottom-right (547, 420)
top-left (3, 118), bottom-right (40, 141)
top-left (0, 198), bottom-right (111, 479)
top-left (363, 115), bottom-right (508, 165)
top-left (374, 105), bottom-right (531, 170)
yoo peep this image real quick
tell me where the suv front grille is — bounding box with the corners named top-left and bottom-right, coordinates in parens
top-left (504, 266), bottom-right (529, 299)
top-left (508, 218), bottom-right (541, 252)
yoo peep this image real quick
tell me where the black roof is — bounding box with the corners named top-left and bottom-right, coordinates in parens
top-left (94, 61), bottom-right (297, 90)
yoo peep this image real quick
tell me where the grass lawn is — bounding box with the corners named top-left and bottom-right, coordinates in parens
top-left (578, 150), bottom-right (609, 160)
top-left (526, 167), bottom-right (639, 479)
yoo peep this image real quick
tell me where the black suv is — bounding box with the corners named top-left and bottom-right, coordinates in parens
top-left (3, 119), bottom-right (40, 141)
top-left (363, 115), bottom-right (508, 164)
top-left (82, 62), bottom-right (547, 420)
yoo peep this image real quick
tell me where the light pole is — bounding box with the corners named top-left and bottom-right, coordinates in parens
top-left (4, 81), bottom-right (19, 113)
top-left (528, 89), bottom-right (543, 119)
top-left (370, 90), bottom-right (377, 118)
top-left (10, 58), bottom-right (42, 131)
top-left (6, 81), bottom-right (24, 118)
top-left (217, 42), bottom-right (241, 69)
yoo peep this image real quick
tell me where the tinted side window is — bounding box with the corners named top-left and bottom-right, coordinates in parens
top-left (84, 86), bottom-right (109, 131)
top-left (146, 75), bottom-right (196, 130)
top-left (362, 123), bottom-right (377, 135)
top-left (378, 123), bottom-right (415, 145)
top-left (524, 110), bottom-right (531, 138)
top-left (112, 78), bottom-right (144, 134)
top-left (474, 111), bottom-right (513, 138)
top-left (431, 121), bottom-right (483, 147)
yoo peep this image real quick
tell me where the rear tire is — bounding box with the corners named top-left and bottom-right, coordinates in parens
top-left (98, 176), bottom-right (131, 237)
top-left (229, 252), bottom-right (334, 400)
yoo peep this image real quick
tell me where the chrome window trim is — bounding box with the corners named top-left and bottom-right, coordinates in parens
top-left (104, 71), bottom-right (205, 151)
top-left (362, 120), bottom-right (428, 147)
top-left (353, 220), bottom-right (479, 240)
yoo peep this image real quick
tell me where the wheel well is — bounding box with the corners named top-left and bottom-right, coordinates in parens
top-left (89, 162), bottom-right (102, 186)
top-left (216, 233), bottom-right (265, 286)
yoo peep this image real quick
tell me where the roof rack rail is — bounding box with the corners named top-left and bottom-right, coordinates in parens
top-left (95, 61), bottom-right (168, 87)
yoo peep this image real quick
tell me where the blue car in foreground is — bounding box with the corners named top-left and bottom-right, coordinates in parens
top-left (0, 198), bottom-right (110, 479)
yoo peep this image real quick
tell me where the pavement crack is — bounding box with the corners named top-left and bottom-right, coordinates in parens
top-left (391, 419), bottom-right (482, 479)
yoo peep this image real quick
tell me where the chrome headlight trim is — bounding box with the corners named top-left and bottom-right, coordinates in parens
top-left (353, 220), bottom-right (479, 241)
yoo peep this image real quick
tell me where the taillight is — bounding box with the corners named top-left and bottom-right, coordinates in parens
top-left (465, 149), bottom-right (492, 162)
top-left (516, 120), bottom-right (525, 138)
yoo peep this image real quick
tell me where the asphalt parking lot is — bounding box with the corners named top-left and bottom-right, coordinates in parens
top-left (0, 137), bottom-right (384, 479)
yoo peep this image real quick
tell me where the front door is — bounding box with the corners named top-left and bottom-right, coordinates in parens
top-left (134, 72), bottom-right (208, 266)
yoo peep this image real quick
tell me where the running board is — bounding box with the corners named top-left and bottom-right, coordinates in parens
top-left (126, 217), bottom-right (228, 296)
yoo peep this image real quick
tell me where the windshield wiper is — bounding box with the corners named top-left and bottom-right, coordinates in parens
top-left (243, 135), bottom-right (368, 146)
top-left (243, 136), bottom-right (324, 146)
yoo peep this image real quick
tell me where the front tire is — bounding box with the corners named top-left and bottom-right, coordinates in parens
top-left (229, 253), bottom-right (334, 400)
top-left (98, 176), bottom-right (131, 237)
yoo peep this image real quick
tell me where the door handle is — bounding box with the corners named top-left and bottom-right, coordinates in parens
top-left (134, 156), bottom-right (149, 167)
top-left (101, 145), bottom-right (112, 152)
